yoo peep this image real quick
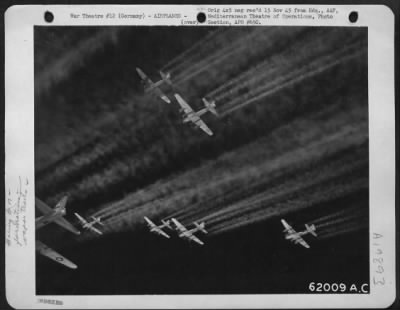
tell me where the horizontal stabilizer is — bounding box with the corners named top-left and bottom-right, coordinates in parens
top-left (305, 224), bottom-right (317, 237)
top-left (160, 71), bottom-right (172, 86)
top-left (202, 98), bottom-right (218, 116)
top-left (161, 219), bottom-right (172, 230)
top-left (194, 221), bottom-right (207, 234)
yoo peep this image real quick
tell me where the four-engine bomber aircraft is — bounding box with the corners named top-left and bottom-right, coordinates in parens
top-left (36, 196), bottom-right (80, 269)
top-left (281, 219), bottom-right (317, 249)
top-left (174, 93), bottom-right (218, 136)
top-left (136, 67), bottom-right (172, 103)
top-left (144, 216), bottom-right (172, 239)
top-left (75, 212), bottom-right (104, 235)
top-left (36, 196), bottom-right (80, 235)
top-left (171, 218), bottom-right (208, 245)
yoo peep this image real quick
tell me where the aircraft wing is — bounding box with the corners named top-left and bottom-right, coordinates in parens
top-left (136, 67), bottom-right (147, 80)
top-left (36, 240), bottom-right (77, 269)
top-left (155, 228), bottom-right (170, 239)
top-left (187, 233), bottom-right (204, 245)
top-left (74, 213), bottom-right (88, 225)
top-left (136, 67), bottom-right (152, 85)
top-left (172, 218), bottom-right (188, 234)
top-left (193, 117), bottom-right (213, 136)
top-left (35, 197), bottom-right (53, 214)
top-left (281, 219), bottom-right (296, 235)
top-left (294, 236), bottom-right (310, 249)
top-left (154, 88), bottom-right (171, 103)
top-left (54, 217), bottom-right (81, 235)
top-left (89, 226), bottom-right (103, 235)
top-left (144, 216), bottom-right (156, 228)
top-left (174, 94), bottom-right (194, 115)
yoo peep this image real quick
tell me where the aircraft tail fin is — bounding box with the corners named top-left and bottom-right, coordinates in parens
top-left (160, 71), bottom-right (172, 86)
top-left (202, 98), bottom-right (218, 116)
top-left (161, 219), bottom-right (172, 230)
top-left (194, 221), bottom-right (208, 234)
top-left (305, 224), bottom-right (317, 237)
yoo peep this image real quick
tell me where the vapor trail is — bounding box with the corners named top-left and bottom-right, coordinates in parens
top-left (91, 99), bottom-right (367, 230)
top-left (316, 209), bottom-right (365, 229)
top-left (318, 220), bottom-right (367, 239)
top-left (172, 28), bottom-right (265, 84)
top-left (36, 28), bottom-right (120, 97)
top-left (209, 177), bottom-right (367, 235)
top-left (169, 27), bottom-right (256, 76)
top-left (162, 28), bottom-right (225, 71)
top-left (312, 205), bottom-right (364, 225)
top-left (220, 43), bottom-right (366, 116)
top-left (188, 127), bottom-right (368, 224)
top-left (206, 29), bottom-right (317, 101)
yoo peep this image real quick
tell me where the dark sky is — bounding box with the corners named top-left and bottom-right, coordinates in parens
top-left (35, 26), bottom-right (369, 294)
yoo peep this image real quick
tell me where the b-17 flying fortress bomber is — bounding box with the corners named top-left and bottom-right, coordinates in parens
top-left (144, 216), bottom-right (173, 239)
top-left (75, 212), bottom-right (104, 235)
top-left (281, 219), bottom-right (317, 249)
top-left (136, 67), bottom-right (172, 104)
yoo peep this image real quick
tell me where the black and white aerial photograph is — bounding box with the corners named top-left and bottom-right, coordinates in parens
top-left (35, 25), bottom-right (369, 295)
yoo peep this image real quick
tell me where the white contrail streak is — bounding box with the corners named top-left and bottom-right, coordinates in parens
top-left (312, 205), bottom-right (364, 225)
top-left (162, 28), bottom-right (226, 71)
top-left (220, 45), bottom-right (366, 116)
top-left (172, 28), bottom-right (268, 84)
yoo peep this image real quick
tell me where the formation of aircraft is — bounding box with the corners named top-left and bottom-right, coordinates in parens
top-left (75, 212), bottom-right (104, 235)
top-left (144, 216), bottom-right (207, 245)
top-left (281, 219), bottom-right (317, 249)
top-left (36, 197), bottom-right (317, 270)
top-left (136, 67), bottom-right (219, 136)
top-left (35, 196), bottom-right (80, 269)
top-left (136, 67), bottom-right (172, 104)
top-left (36, 196), bottom-right (108, 269)
top-left (144, 216), bottom-right (318, 248)
top-left (144, 216), bottom-right (172, 238)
